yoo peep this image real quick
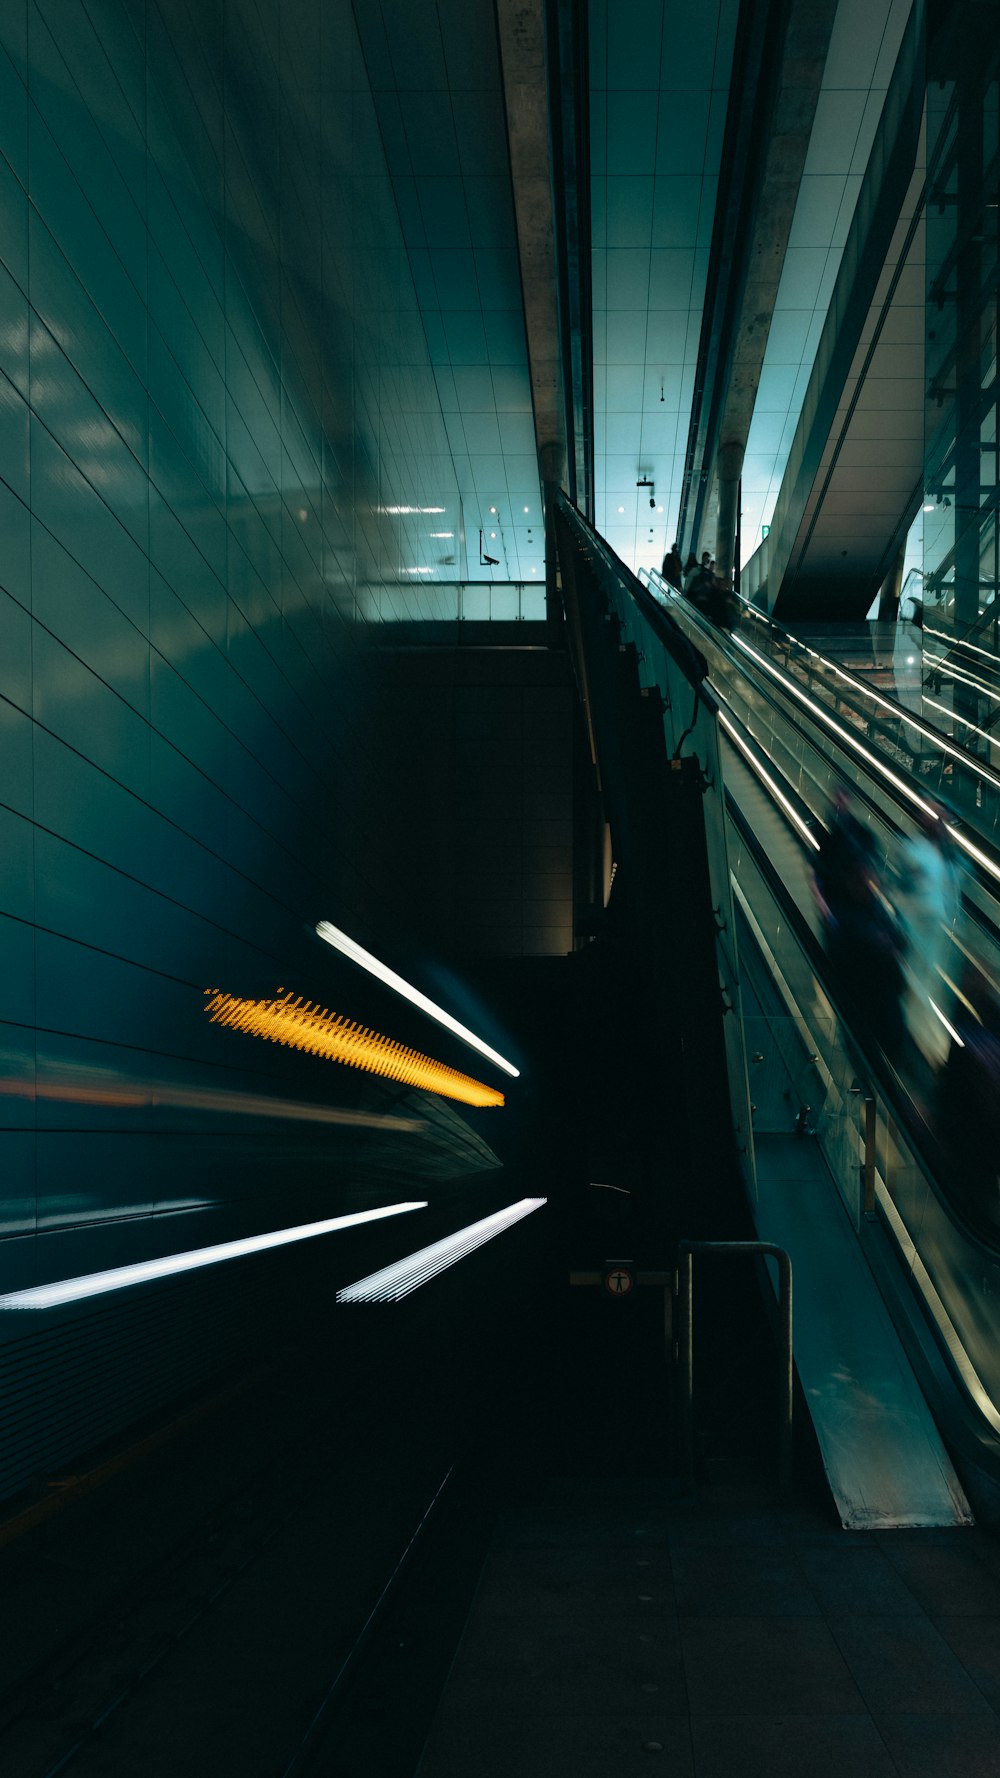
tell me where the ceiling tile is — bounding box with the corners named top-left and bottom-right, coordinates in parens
top-left (605, 312), bottom-right (648, 365)
top-left (475, 248), bottom-right (522, 306)
top-left (497, 414), bottom-right (536, 454)
top-left (451, 366), bottom-right (495, 410)
top-left (606, 248), bottom-right (651, 308)
top-left (788, 176), bottom-right (852, 249)
top-left (645, 310), bottom-right (688, 362)
top-left (606, 91), bottom-right (658, 173)
top-left (401, 92), bottom-right (461, 175)
top-left (380, 0), bottom-right (449, 89)
top-left (416, 176), bottom-right (471, 248)
top-left (605, 177), bottom-right (654, 246)
top-left (465, 177), bottom-right (518, 250)
top-left (606, 0), bottom-right (665, 89)
top-left (491, 366), bottom-right (533, 413)
top-left (655, 92), bottom-right (710, 176)
top-left (484, 310), bottom-right (527, 364)
top-left (605, 409), bottom-right (644, 453)
top-left (463, 412), bottom-right (501, 453)
top-left (430, 249), bottom-right (480, 308)
top-left (651, 176), bottom-right (702, 248)
top-left (451, 90), bottom-right (509, 176)
top-left (442, 310), bottom-right (488, 363)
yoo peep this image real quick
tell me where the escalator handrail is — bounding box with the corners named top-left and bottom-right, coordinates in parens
top-left (647, 566), bottom-right (1000, 806)
top-left (644, 568), bottom-right (1000, 910)
top-left (555, 493), bottom-right (714, 704)
top-left (724, 780), bottom-right (1000, 1263)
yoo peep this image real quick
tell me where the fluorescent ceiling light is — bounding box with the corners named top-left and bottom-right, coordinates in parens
top-left (315, 921), bottom-right (520, 1078)
top-left (0, 1202), bottom-right (427, 1311)
top-left (337, 1197), bottom-right (546, 1302)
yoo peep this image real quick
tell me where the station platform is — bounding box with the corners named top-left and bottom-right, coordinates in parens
top-left (415, 1473), bottom-right (1000, 1778)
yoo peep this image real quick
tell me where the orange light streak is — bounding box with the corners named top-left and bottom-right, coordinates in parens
top-left (203, 988), bottom-right (505, 1108)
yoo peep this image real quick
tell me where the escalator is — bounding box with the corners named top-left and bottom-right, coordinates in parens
top-left (634, 562), bottom-right (1000, 1519)
top-left (555, 491), bottom-right (1000, 1525)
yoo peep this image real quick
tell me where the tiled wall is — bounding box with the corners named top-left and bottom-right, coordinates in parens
top-left (0, 0), bottom-right (473, 1298)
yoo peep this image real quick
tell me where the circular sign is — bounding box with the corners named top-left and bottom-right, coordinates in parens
top-left (604, 1266), bottom-right (635, 1296)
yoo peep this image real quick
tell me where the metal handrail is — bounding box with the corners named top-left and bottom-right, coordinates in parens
top-left (677, 1240), bottom-right (793, 1498)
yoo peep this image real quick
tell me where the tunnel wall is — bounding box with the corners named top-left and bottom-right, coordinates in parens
top-left (0, 0), bottom-right (476, 1321)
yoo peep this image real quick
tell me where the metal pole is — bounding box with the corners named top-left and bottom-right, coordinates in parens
top-left (775, 1248), bottom-right (793, 1501)
top-left (862, 1095), bottom-right (877, 1218)
top-left (677, 1241), bottom-right (794, 1500)
top-left (678, 1250), bottom-right (694, 1493)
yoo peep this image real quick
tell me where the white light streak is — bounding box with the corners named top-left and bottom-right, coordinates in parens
top-left (923, 694), bottom-right (1000, 753)
top-left (924, 622), bottom-right (1000, 671)
top-left (719, 711), bottom-right (820, 851)
top-left (731, 639), bottom-right (1000, 887)
top-left (928, 998), bottom-right (965, 1048)
top-left (770, 633), bottom-right (1000, 799)
top-left (0, 1203), bottom-right (428, 1311)
top-left (924, 650), bottom-right (1000, 710)
top-left (337, 1197), bottom-right (546, 1302)
top-left (315, 921), bottom-right (520, 1078)
top-left (735, 637), bottom-right (950, 808)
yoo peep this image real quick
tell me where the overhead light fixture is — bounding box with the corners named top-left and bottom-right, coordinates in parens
top-left (337, 1198), bottom-right (546, 1302)
top-left (429, 532), bottom-right (453, 538)
top-left (205, 987), bottom-right (506, 1107)
top-left (0, 1203), bottom-right (428, 1311)
top-left (618, 505), bottom-right (625, 513)
top-left (402, 566), bottom-right (433, 574)
top-left (380, 506), bottom-right (446, 515)
top-left (315, 922), bottom-right (520, 1077)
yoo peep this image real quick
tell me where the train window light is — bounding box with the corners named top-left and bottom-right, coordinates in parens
top-left (315, 921), bottom-right (520, 1077)
top-left (337, 1197), bottom-right (546, 1302)
top-left (0, 1203), bottom-right (427, 1310)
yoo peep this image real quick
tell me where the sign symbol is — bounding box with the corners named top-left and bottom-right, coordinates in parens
top-left (605, 1267), bottom-right (634, 1296)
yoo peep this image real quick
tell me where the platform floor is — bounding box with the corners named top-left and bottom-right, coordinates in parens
top-left (415, 1474), bottom-right (1000, 1778)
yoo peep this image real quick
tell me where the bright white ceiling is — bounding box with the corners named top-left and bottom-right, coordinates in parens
top-left (354, 0), bottom-right (544, 588)
top-left (590, 0), bottom-right (738, 571)
top-left (740, 0), bottom-right (914, 564)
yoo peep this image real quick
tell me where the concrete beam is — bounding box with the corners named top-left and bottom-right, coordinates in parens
top-left (496, 0), bottom-right (568, 492)
top-left (684, 0), bottom-right (838, 569)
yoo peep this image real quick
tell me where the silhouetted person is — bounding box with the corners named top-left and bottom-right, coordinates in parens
top-left (661, 542), bottom-right (683, 589)
top-left (895, 805), bottom-right (961, 1069)
top-left (811, 792), bottom-right (904, 1056)
top-left (681, 551), bottom-right (700, 593)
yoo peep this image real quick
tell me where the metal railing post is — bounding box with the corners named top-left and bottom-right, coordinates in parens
top-left (862, 1094), bottom-right (877, 1217)
top-left (677, 1240), bottom-right (794, 1499)
top-left (678, 1248), bottom-right (694, 1493)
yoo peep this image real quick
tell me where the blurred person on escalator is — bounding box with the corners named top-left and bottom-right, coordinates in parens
top-left (936, 964), bottom-right (1000, 1231)
top-left (661, 542), bottom-right (683, 590)
top-left (810, 790), bottom-right (905, 1056)
top-left (894, 804), bottom-right (962, 1071)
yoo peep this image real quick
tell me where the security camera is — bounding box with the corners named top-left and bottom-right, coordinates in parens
top-left (649, 495), bottom-right (656, 509)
